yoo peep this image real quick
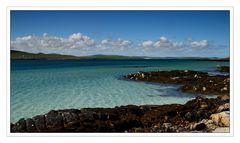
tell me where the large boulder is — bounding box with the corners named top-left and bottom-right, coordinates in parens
top-left (210, 111), bottom-right (230, 127)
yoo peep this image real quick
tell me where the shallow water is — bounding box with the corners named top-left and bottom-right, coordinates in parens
top-left (11, 59), bottom-right (229, 123)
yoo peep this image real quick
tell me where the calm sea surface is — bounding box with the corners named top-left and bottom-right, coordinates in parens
top-left (11, 59), bottom-right (229, 123)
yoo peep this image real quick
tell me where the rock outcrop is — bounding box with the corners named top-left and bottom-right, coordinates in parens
top-left (217, 66), bottom-right (230, 73)
top-left (123, 70), bottom-right (229, 95)
top-left (11, 95), bottom-right (229, 133)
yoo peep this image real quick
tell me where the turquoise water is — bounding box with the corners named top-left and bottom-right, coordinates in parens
top-left (11, 59), bottom-right (229, 123)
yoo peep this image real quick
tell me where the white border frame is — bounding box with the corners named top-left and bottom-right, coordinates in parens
top-left (7, 6), bottom-right (234, 137)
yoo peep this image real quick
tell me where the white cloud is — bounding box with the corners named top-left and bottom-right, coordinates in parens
top-left (11, 33), bottom-right (213, 56)
top-left (11, 33), bottom-right (132, 55)
top-left (139, 36), bottom-right (209, 49)
top-left (159, 36), bottom-right (169, 43)
top-left (139, 40), bottom-right (154, 48)
top-left (172, 42), bottom-right (184, 48)
top-left (100, 38), bottom-right (131, 47)
top-left (68, 33), bottom-right (95, 46)
top-left (96, 38), bottom-right (131, 51)
top-left (11, 33), bottom-right (96, 53)
top-left (190, 40), bottom-right (209, 48)
top-left (140, 36), bottom-right (174, 49)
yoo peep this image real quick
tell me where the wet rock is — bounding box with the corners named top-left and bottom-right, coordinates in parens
top-left (11, 118), bottom-right (26, 132)
top-left (26, 118), bottom-right (36, 132)
top-left (196, 119), bottom-right (217, 131)
top-left (61, 112), bottom-right (80, 130)
top-left (79, 111), bottom-right (98, 122)
top-left (217, 66), bottom-right (230, 73)
top-left (126, 105), bottom-right (144, 116)
top-left (184, 112), bottom-right (192, 120)
top-left (124, 70), bottom-right (229, 95)
top-left (195, 123), bottom-right (206, 131)
top-left (166, 110), bottom-right (178, 117)
top-left (97, 112), bottom-right (108, 120)
top-left (45, 110), bottom-right (63, 131)
top-left (32, 115), bottom-right (46, 132)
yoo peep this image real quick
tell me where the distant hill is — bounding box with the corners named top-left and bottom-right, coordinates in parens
top-left (11, 50), bottom-right (230, 61)
top-left (11, 50), bottom-right (81, 60)
top-left (195, 57), bottom-right (230, 61)
top-left (152, 56), bottom-right (230, 61)
top-left (10, 50), bottom-right (138, 60)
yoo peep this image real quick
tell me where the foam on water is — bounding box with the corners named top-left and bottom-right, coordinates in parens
top-left (11, 59), bottom-right (229, 123)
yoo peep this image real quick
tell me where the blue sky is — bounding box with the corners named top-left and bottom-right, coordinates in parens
top-left (11, 10), bottom-right (230, 57)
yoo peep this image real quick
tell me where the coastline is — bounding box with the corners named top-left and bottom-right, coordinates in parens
top-left (11, 95), bottom-right (229, 133)
top-left (10, 66), bottom-right (230, 133)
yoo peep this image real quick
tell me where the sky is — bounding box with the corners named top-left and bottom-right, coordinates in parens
top-left (10, 10), bottom-right (230, 57)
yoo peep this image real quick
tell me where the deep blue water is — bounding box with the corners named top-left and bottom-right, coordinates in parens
top-left (11, 59), bottom-right (229, 123)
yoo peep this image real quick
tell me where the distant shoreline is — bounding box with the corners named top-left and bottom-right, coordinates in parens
top-left (11, 50), bottom-right (230, 61)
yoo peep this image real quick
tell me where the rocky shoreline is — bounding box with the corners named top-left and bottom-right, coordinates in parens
top-left (11, 66), bottom-right (230, 133)
top-left (123, 69), bottom-right (229, 95)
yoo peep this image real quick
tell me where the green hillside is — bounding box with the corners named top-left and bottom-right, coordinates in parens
top-left (11, 50), bottom-right (135, 60)
top-left (11, 50), bottom-right (230, 61)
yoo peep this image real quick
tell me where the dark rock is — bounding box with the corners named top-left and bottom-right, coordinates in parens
top-left (167, 111), bottom-right (178, 117)
top-left (114, 119), bottom-right (143, 132)
top-left (26, 118), bottom-right (36, 132)
top-left (61, 112), bottom-right (80, 131)
top-left (126, 105), bottom-right (144, 116)
top-left (79, 111), bottom-right (98, 122)
top-left (217, 66), bottom-right (230, 73)
top-left (11, 95), bottom-right (229, 132)
top-left (97, 112), bottom-right (108, 120)
top-left (124, 70), bottom-right (230, 95)
top-left (184, 112), bottom-right (192, 120)
top-left (45, 110), bottom-right (63, 132)
top-left (32, 115), bottom-right (46, 132)
top-left (12, 118), bottom-right (26, 132)
top-left (195, 123), bottom-right (206, 131)
top-left (161, 123), bottom-right (177, 132)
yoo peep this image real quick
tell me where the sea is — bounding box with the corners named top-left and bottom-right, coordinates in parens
top-left (10, 59), bottom-right (229, 123)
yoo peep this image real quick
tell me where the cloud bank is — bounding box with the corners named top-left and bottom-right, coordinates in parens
top-left (11, 33), bottom-right (227, 57)
top-left (139, 36), bottom-right (209, 49)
